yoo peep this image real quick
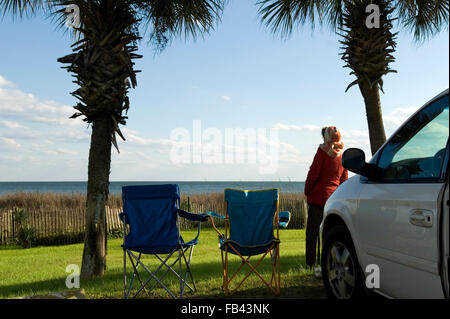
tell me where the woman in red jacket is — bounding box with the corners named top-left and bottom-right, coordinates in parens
top-left (304, 126), bottom-right (348, 269)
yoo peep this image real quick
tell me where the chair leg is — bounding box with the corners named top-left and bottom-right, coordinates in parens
top-left (123, 248), bottom-right (127, 299)
top-left (189, 246), bottom-right (196, 290)
top-left (269, 246), bottom-right (281, 294)
top-left (124, 247), bottom-right (199, 299)
top-left (220, 249), bottom-right (225, 291)
top-left (270, 249), bottom-right (275, 287)
top-left (126, 251), bottom-right (140, 298)
top-left (179, 249), bottom-right (184, 299)
top-left (224, 243), bottom-right (280, 296)
top-left (180, 246), bottom-right (197, 292)
top-left (276, 245), bottom-right (281, 295)
top-left (223, 247), bottom-right (229, 295)
top-left (154, 251), bottom-right (195, 293)
top-left (178, 246), bottom-right (197, 298)
top-left (146, 253), bottom-right (180, 293)
top-left (127, 252), bottom-right (151, 298)
top-left (128, 250), bottom-right (178, 299)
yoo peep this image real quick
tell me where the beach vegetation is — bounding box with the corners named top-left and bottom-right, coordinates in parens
top-left (12, 208), bottom-right (37, 248)
top-left (0, 191), bottom-right (308, 246)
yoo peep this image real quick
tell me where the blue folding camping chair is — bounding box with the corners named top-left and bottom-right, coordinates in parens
top-left (206, 188), bottom-right (291, 296)
top-left (120, 184), bottom-right (208, 299)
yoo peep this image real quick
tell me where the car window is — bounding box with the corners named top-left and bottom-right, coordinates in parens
top-left (377, 94), bottom-right (449, 181)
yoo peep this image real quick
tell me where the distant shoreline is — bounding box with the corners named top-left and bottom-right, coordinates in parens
top-left (0, 181), bottom-right (305, 196)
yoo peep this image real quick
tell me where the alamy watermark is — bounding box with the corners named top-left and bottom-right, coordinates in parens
top-left (365, 4), bottom-right (380, 29)
top-left (65, 4), bottom-right (80, 29)
top-left (365, 264), bottom-right (380, 289)
top-left (65, 264), bottom-right (80, 289)
top-left (169, 120), bottom-right (279, 174)
top-left (65, 3), bottom-right (380, 30)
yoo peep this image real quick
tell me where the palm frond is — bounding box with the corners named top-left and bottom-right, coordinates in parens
top-left (134, 0), bottom-right (225, 51)
top-left (395, 0), bottom-right (449, 42)
top-left (321, 0), bottom-right (344, 31)
top-left (0, 0), bottom-right (51, 18)
top-left (257, 0), bottom-right (324, 38)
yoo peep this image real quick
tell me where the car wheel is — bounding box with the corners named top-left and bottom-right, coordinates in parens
top-left (321, 225), bottom-right (365, 299)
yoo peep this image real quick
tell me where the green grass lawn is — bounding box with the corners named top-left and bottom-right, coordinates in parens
top-left (0, 228), bottom-right (325, 299)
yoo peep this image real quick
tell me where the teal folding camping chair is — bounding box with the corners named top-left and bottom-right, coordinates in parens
top-left (206, 188), bottom-right (291, 296)
top-left (120, 184), bottom-right (208, 299)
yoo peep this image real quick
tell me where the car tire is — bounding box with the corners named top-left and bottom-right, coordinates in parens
top-left (321, 225), bottom-right (366, 299)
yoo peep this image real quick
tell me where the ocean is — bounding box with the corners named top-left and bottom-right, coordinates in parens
top-left (0, 181), bottom-right (305, 196)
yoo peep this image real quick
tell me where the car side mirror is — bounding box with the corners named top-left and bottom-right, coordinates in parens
top-left (342, 148), bottom-right (382, 180)
top-left (342, 148), bottom-right (366, 171)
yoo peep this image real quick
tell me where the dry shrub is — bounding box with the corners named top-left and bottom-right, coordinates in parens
top-left (0, 191), bottom-right (306, 234)
top-left (0, 192), bottom-right (123, 212)
top-left (0, 190), bottom-right (304, 212)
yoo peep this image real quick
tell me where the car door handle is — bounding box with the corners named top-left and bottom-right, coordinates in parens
top-left (409, 209), bottom-right (433, 228)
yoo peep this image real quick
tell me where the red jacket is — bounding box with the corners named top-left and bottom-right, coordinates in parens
top-left (304, 147), bottom-right (348, 206)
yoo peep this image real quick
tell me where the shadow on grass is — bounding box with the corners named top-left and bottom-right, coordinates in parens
top-left (187, 254), bottom-right (325, 299)
top-left (1, 253), bottom-right (325, 299)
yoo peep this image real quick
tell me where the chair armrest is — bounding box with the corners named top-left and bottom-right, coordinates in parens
top-left (203, 212), bottom-right (225, 238)
top-left (278, 211), bottom-right (291, 228)
top-left (204, 211), bottom-right (226, 219)
top-left (119, 212), bottom-right (129, 224)
top-left (177, 209), bottom-right (209, 222)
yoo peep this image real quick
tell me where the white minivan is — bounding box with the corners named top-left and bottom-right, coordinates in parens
top-left (320, 89), bottom-right (449, 299)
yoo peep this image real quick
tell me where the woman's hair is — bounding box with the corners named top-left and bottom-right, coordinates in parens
top-left (321, 127), bottom-right (327, 140)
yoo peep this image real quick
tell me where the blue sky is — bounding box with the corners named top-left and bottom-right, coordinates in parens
top-left (0, 1), bottom-right (448, 181)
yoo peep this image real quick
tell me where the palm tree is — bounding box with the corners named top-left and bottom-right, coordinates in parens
top-left (0, 0), bottom-right (225, 279)
top-left (257, 0), bottom-right (449, 154)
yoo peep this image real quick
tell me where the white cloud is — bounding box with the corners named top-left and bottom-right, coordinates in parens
top-left (0, 120), bottom-right (27, 129)
top-left (0, 72), bottom-right (426, 182)
top-left (0, 76), bottom-right (203, 180)
top-left (383, 106), bottom-right (419, 134)
top-left (0, 77), bottom-right (89, 179)
top-left (272, 123), bottom-right (323, 132)
top-left (0, 87), bottom-right (74, 124)
top-left (0, 136), bottom-right (21, 148)
top-left (0, 75), bottom-right (15, 88)
top-left (0, 154), bottom-right (24, 162)
top-left (0, 77), bottom-right (88, 143)
top-left (124, 131), bottom-right (176, 149)
top-left (272, 104), bottom-right (421, 160)
top-left (56, 148), bottom-right (78, 156)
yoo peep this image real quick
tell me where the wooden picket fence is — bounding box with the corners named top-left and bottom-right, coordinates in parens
top-left (178, 197), bottom-right (308, 230)
top-left (0, 207), bottom-right (122, 245)
top-left (0, 198), bottom-right (307, 246)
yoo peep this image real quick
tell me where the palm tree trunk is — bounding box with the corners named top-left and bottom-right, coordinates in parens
top-left (358, 82), bottom-right (386, 155)
top-left (81, 116), bottom-right (112, 279)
